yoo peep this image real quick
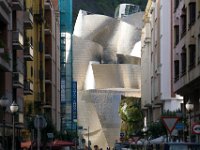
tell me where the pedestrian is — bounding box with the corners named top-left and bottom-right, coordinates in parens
top-left (94, 145), bottom-right (99, 150)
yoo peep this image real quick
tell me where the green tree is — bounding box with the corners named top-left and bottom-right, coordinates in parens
top-left (118, 96), bottom-right (143, 139)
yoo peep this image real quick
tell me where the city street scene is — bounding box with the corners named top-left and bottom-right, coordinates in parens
top-left (0, 0), bottom-right (200, 149)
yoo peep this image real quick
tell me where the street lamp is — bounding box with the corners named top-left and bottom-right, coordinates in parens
top-left (82, 127), bottom-right (90, 150)
top-left (87, 126), bottom-right (90, 150)
top-left (10, 101), bottom-right (19, 150)
top-left (185, 99), bottom-right (194, 142)
top-left (0, 96), bottom-right (9, 149)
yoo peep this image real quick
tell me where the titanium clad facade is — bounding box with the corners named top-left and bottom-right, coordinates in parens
top-left (73, 10), bottom-right (143, 149)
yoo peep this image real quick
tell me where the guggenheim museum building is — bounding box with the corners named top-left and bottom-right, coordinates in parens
top-left (72, 4), bottom-right (144, 149)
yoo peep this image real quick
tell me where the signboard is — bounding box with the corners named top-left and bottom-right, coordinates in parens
top-left (192, 123), bottom-right (200, 134)
top-left (175, 122), bottom-right (184, 130)
top-left (47, 133), bottom-right (54, 139)
top-left (161, 116), bottom-right (179, 134)
top-left (72, 81), bottom-right (77, 130)
top-left (61, 79), bottom-right (66, 103)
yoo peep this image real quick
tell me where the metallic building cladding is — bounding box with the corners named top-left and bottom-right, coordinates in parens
top-left (59, 0), bottom-right (74, 131)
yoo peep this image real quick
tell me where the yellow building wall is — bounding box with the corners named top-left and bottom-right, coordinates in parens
top-left (24, 0), bottom-right (45, 114)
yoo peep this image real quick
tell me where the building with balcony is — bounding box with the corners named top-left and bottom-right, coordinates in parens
top-left (0, 0), bottom-right (24, 149)
top-left (172, 0), bottom-right (200, 124)
top-left (44, 0), bottom-right (60, 131)
top-left (141, 0), bottom-right (182, 124)
top-left (23, 0), bottom-right (60, 131)
top-left (0, 0), bottom-right (61, 147)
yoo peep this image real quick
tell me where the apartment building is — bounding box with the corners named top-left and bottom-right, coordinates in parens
top-left (172, 0), bottom-right (200, 120)
top-left (44, 0), bottom-right (60, 131)
top-left (0, 0), bottom-right (24, 148)
top-left (141, 0), bottom-right (182, 123)
top-left (0, 0), bottom-right (60, 145)
top-left (23, 0), bottom-right (60, 132)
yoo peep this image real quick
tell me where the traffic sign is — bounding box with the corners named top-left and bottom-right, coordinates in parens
top-left (192, 123), bottom-right (200, 134)
top-left (161, 116), bottom-right (179, 134)
top-left (175, 122), bottom-right (184, 130)
top-left (47, 133), bottom-right (54, 139)
top-left (34, 115), bottom-right (47, 129)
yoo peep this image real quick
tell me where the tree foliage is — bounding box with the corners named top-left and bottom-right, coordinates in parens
top-left (118, 96), bottom-right (143, 138)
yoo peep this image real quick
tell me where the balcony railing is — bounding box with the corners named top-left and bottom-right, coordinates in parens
top-left (13, 72), bottom-right (24, 88)
top-left (13, 31), bottom-right (24, 50)
top-left (24, 45), bottom-right (33, 61)
top-left (24, 80), bottom-right (33, 95)
top-left (12, 0), bottom-right (23, 10)
top-left (0, 0), bottom-right (11, 14)
top-left (24, 10), bottom-right (33, 29)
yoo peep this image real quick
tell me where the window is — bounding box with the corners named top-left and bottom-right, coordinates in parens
top-left (181, 6), bottom-right (187, 37)
top-left (174, 60), bottom-right (179, 82)
top-left (174, 25), bottom-right (179, 46)
top-left (181, 46), bottom-right (186, 75)
top-left (189, 44), bottom-right (196, 70)
top-left (198, 35), bottom-right (200, 63)
top-left (189, 2), bottom-right (196, 27)
top-left (174, 0), bottom-right (179, 11)
top-left (31, 66), bottom-right (33, 77)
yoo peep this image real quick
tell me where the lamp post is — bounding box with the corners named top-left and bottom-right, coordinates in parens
top-left (10, 101), bottom-right (19, 150)
top-left (87, 126), bottom-right (90, 150)
top-left (185, 99), bottom-right (194, 142)
top-left (0, 96), bottom-right (9, 149)
top-left (82, 127), bottom-right (90, 150)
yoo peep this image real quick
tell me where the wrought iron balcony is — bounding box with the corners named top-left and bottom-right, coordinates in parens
top-left (12, 0), bottom-right (23, 10)
top-left (24, 10), bottom-right (33, 29)
top-left (12, 31), bottom-right (24, 50)
top-left (24, 80), bottom-right (33, 95)
top-left (13, 72), bottom-right (24, 88)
